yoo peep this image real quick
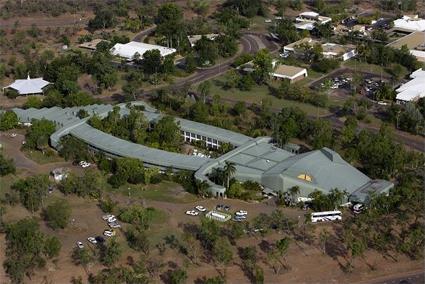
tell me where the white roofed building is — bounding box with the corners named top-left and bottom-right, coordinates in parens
top-left (295, 11), bottom-right (332, 31)
top-left (3, 75), bottom-right (50, 95)
top-left (110, 41), bottom-right (176, 61)
top-left (396, 68), bottom-right (425, 103)
top-left (393, 15), bottom-right (425, 32)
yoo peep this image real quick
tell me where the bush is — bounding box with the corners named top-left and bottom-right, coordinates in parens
top-left (43, 199), bottom-right (71, 229)
top-left (0, 153), bottom-right (16, 176)
top-left (312, 58), bottom-right (340, 73)
top-left (4, 89), bottom-right (19, 99)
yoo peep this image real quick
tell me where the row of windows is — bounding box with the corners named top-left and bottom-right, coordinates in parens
top-left (181, 130), bottom-right (221, 148)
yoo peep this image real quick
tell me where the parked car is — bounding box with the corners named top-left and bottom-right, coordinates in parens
top-left (353, 203), bottom-right (364, 214)
top-left (87, 237), bottom-right (97, 244)
top-left (195, 205), bottom-right (206, 212)
top-left (234, 214), bottom-right (247, 219)
top-left (236, 210), bottom-right (248, 215)
top-left (185, 210), bottom-right (199, 216)
top-left (102, 214), bottom-right (115, 221)
top-left (79, 161), bottom-right (91, 168)
top-left (108, 222), bottom-right (121, 228)
top-left (107, 216), bottom-right (117, 223)
top-left (10, 133), bottom-right (17, 138)
top-left (95, 236), bottom-right (105, 243)
top-left (103, 229), bottom-right (116, 237)
top-left (76, 241), bottom-right (84, 249)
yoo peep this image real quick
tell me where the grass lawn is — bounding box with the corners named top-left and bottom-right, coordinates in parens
top-left (343, 61), bottom-right (392, 76)
top-left (23, 149), bottom-right (64, 164)
top-left (107, 181), bottom-right (199, 204)
top-left (200, 76), bottom-right (332, 116)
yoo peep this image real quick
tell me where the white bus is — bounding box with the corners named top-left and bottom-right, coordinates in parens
top-left (311, 210), bottom-right (342, 223)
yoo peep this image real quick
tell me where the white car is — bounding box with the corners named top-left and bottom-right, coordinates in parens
top-left (107, 216), bottom-right (117, 223)
top-left (264, 19), bottom-right (272, 23)
top-left (76, 241), bottom-right (84, 249)
top-left (102, 214), bottom-right (115, 221)
top-left (87, 237), bottom-right (97, 244)
top-left (237, 210), bottom-right (248, 215)
top-left (195, 206), bottom-right (206, 212)
top-left (185, 210), bottom-right (199, 216)
top-left (79, 161), bottom-right (91, 168)
top-left (103, 229), bottom-right (116, 237)
top-left (108, 222), bottom-right (121, 228)
top-left (22, 141), bottom-right (26, 145)
top-left (10, 133), bottom-right (17, 138)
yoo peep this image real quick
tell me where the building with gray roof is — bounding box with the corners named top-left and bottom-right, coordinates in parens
top-left (3, 75), bottom-right (50, 95)
top-left (11, 103), bottom-right (393, 203)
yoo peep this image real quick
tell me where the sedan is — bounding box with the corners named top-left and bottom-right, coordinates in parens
top-left (102, 214), bottom-right (115, 221)
top-left (108, 222), bottom-right (121, 228)
top-left (185, 210), bottom-right (199, 216)
top-left (107, 216), bottom-right (117, 223)
top-left (195, 206), bottom-right (206, 212)
top-left (87, 237), bottom-right (97, 244)
top-left (95, 236), bottom-right (105, 243)
top-left (76, 241), bottom-right (84, 249)
top-left (103, 230), bottom-right (115, 237)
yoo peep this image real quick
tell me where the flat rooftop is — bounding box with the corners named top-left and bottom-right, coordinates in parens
top-left (387, 31), bottom-right (425, 49)
top-left (274, 64), bottom-right (307, 77)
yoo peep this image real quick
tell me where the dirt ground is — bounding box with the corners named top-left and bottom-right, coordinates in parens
top-left (0, 132), bottom-right (423, 283)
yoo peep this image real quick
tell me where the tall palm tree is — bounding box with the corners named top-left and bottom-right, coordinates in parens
top-left (288, 186), bottom-right (300, 205)
top-left (223, 162), bottom-right (236, 190)
top-left (195, 180), bottom-right (210, 198)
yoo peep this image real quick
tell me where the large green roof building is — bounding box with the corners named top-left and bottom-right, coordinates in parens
top-left (12, 103), bottom-right (393, 203)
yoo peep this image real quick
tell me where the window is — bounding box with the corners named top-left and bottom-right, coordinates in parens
top-left (297, 173), bottom-right (312, 182)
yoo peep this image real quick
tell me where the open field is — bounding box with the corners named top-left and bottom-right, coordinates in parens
top-left (199, 76), bottom-right (332, 116)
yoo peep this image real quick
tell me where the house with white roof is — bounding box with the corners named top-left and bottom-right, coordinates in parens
top-left (393, 15), bottom-right (425, 32)
top-left (395, 68), bottom-right (425, 103)
top-left (110, 41), bottom-right (176, 61)
top-left (295, 11), bottom-right (332, 31)
top-left (3, 75), bottom-right (51, 95)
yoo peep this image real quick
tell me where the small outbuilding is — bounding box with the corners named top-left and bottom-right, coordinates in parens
top-left (271, 63), bottom-right (308, 83)
top-left (3, 75), bottom-right (50, 96)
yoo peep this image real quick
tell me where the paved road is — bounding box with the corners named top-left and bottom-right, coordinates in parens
top-left (132, 25), bottom-right (157, 42)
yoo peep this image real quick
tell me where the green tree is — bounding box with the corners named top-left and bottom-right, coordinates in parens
top-left (72, 247), bottom-right (94, 272)
top-left (101, 237), bottom-right (122, 266)
top-left (197, 80), bottom-right (211, 103)
top-left (223, 161), bottom-right (236, 190)
top-left (25, 119), bottom-right (56, 151)
top-left (0, 111), bottom-right (19, 130)
top-left (150, 116), bottom-right (182, 151)
top-left (274, 19), bottom-right (299, 45)
top-left (4, 218), bottom-right (61, 283)
top-left (0, 153), bottom-right (16, 176)
top-left (88, 7), bottom-right (116, 30)
top-left (156, 3), bottom-right (185, 48)
top-left (189, 101), bottom-right (209, 123)
top-left (12, 175), bottom-right (50, 213)
top-left (252, 49), bottom-right (273, 84)
top-left (169, 268), bottom-right (188, 284)
top-left (142, 49), bottom-right (161, 78)
top-left (288, 186), bottom-right (300, 205)
top-left (213, 237), bottom-right (233, 278)
top-left (59, 135), bottom-right (90, 162)
top-left (310, 120), bottom-right (333, 149)
top-left (195, 36), bottom-right (219, 65)
top-left (43, 199), bottom-right (71, 229)
top-left (125, 226), bottom-right (150, 254)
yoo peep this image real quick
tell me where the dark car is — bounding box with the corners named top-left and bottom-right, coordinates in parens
top-left (95, 236), bottom-right (105, 243)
